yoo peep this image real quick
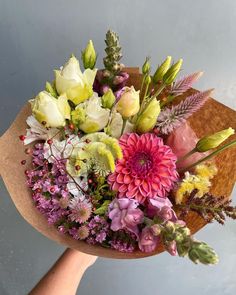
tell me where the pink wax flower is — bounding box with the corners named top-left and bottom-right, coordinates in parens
top-left (108, 198), bottom-right (144, 235)
top-left (166, 121), bottom-right (208, 169)
top-left (138, 227), bottom-right (160, 252)
top-left (108, 133), bottom-right (178, 203)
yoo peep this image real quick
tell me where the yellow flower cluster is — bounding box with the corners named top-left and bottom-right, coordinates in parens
top-left (175, 162), bottom-right (217, 204)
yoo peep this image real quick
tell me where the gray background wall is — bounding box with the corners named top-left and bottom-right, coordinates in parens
top-left (0, 0), bottom-right (236, 294)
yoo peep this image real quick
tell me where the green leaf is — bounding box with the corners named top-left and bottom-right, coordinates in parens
top-left (94, 200), bottom-right (111, 215)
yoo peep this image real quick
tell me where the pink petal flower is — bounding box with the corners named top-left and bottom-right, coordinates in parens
top-left (108, 133), bottom-right (178, 203)
top-left (166, 122), bottom-right (209, 169)
top-left (138, 227), bottom-right (160, 252)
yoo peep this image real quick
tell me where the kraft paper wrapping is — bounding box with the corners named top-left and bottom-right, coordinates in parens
top-left (0, 69), bottom-right (235, 259)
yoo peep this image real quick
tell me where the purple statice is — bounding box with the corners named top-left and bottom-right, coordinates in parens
top-left (156, 89), bottom-right (213, 135)
top-left (86, 216), bottom-right (109, 244)
top-left (110, 229), bottom-right (137, 252)
top-left (26, 144), bottom-right (70, 225)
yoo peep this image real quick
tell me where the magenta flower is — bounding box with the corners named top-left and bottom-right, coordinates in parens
top-left (108, 133), bottom-right (178, 203)
top-left (109, 198), bottom-right (144, 235)
top-left (138, 227), bottom-right (160, 252)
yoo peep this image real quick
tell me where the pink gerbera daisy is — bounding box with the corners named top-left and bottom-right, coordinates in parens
top-left (108, 133), bottom-right (178, 203)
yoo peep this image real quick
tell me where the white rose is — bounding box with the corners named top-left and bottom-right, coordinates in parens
top-left (30, 91), bottom-right (71, 128)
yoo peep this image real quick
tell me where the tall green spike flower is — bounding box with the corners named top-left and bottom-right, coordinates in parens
top-left (103, 30), bottom-right (123, 74)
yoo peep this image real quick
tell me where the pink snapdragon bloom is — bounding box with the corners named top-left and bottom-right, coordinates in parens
top-left (108, 133), bottom-right (178, 203)
top-left (147, 197), bottom-right (178, 222)
top-left (109, 198), bottom-right (144, 235)
top-left (138, 227), bottom-right (160, 252)
top-left (166, 122), bottom-right (208, 169)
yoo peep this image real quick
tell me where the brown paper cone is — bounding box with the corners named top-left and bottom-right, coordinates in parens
top-left (0, 69), bottom-right (236, 259)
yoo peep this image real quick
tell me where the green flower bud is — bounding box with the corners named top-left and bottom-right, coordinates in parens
top-left (176, 238), bottom-right (190, 257)
top-left (151, 224), bottom-right (161, 236)
top-left (101, 89), bottom-right (116, 109)
top-left (45, 81), bottom-right (57, 98)
top-left (163, 58), bottom-right (183, 85)
top-left (135, 99), bottom-right (160, 133)
top-left (82, 40), bottom-right (97, 69)
top-left (144, 74), bottom-right (152, 86)
top-left (188, 241), bottom-right (219, 265)
top-left (153, 56), bottom-right (172, 84)
top-left (142, 57), bottom-right (151, 75)
top-left (196, 127), bottom-right (235, 152)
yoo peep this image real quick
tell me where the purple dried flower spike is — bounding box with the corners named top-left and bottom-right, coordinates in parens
top-left (157, 89), bottom-right (213, 135)
top-left (171, 71), bottom-right (203, 96)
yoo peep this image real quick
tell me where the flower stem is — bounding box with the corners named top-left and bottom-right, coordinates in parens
top-left (179, 139), bottom-right (236, 172)
top-left (121, 118), bottom-right (128, 135)
top-left (176, 148), bottom-right (197, 163)
top-left (160, 94), bottom-right (175, 108)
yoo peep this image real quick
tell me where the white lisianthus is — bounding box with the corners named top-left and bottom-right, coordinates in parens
top-left (30, 91), bottom-right (71, 128)
top-left (55, 55), bottom-right (97, 105)
top-left (109, 112), bottom-right (134, 138)
top-left (77, 93), bottom-right (110, 133)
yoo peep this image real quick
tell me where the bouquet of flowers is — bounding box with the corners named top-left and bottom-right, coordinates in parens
top-left (1, 30), bottom-right (236, 264)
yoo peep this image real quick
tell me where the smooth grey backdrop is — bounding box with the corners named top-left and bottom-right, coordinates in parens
top-left (0, 0), bottom-right (236, 294)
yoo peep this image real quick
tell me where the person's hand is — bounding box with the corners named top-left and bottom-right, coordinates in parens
top-left (67, 248), bottom-right (98, 270)
top-left (29, 248), bottom-right (97, 295)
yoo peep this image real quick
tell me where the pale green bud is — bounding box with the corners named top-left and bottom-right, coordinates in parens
top-left (163, 58), bottom-right (183, 85)
top-left (82, 40), bottom-right (97, 69)
top-left (176, 238), bottom-right (190, 257)
top-left (144, 74), bottom-right (152, 86)
top-left (135, 99), bottom-right (160, 133)
top-left (188, 242), bottom-right (219, 265)
top-left (45, 81), bottom-right (57, 98)
top-left (151, 224), bottom-right (161, 236)
top-left (101, 89), bottom-right (116, 109)
top-left (153, 56), bottom-right (172, 84)
top-left (142, 57), bottom-right (151, 75)
top-left (196, 127), bottom-right (235, 152)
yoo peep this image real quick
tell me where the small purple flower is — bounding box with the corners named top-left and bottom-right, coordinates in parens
top-left (138, 227), bottom-right (160, 253)
top-left (87, 216), bottom-right (109, 244)
top-left (109, 198), bottom-right (144, 235)
top-left (110, 229), bottom-right (137, 252)
top-left (148, 197), bottom-right (178, 222)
